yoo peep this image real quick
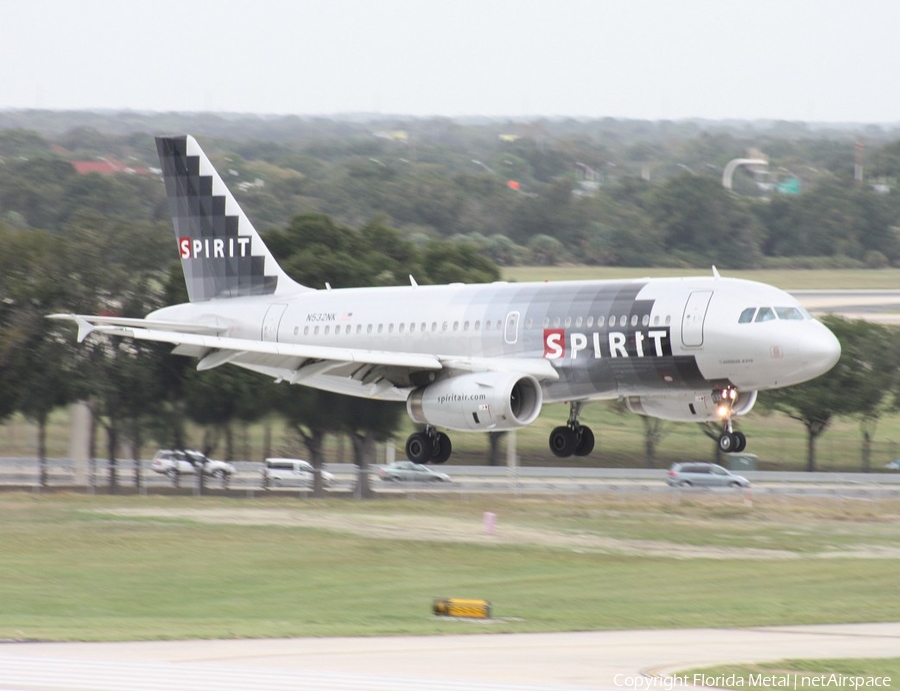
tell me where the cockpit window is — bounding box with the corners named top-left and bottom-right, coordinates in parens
top-left (775, 306), bottom-right (807, 320)
top-left (755, 307), bottom-right (776, 322)
top-left (741, 305), bottom-right (811, 324)
top-left (738, 308), bottom-right (756, 324)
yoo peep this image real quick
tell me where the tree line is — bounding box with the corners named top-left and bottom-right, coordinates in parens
top-left (2, 119), bottom-right (900, 271)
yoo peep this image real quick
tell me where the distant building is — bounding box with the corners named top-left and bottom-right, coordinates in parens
top-left (70, 159), bottom-right (151, 176)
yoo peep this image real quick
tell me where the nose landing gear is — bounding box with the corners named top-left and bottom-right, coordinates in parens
top-left (715, 386), bottom-right (747, 453)
top-left (548, 402), bottom-right (595, 458)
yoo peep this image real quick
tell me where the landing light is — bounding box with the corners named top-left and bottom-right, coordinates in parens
top-left (716, 404), bottom-right (730, 418)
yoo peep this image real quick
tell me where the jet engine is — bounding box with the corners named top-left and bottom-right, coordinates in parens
top-left (407, 372), bottom-right (543, 431)
top-left (625, 390), bottom-right (758, 422)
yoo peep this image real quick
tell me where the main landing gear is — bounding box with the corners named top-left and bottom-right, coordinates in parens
top-left (405, 426), bottom-right (452, 464)
top-left (548, 402), bottom-right (595, 458)
top-left (715, 386), bottom-right (747, 453)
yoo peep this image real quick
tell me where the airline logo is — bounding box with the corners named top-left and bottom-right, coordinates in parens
top-left (179, 236), bottom-right (251, 260)
top-left (543, 327), bottom-right (670, 359)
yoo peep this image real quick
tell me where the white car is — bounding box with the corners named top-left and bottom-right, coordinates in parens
top-left (263, 458), bottom-right (335, 488)
top-left (150, 450), bottom-right (235, 479)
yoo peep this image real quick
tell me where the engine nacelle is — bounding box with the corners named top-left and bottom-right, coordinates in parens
top-left (407, 372), bottom-right (543, 431)
top-left (625, 390), bottom-right (758, 422)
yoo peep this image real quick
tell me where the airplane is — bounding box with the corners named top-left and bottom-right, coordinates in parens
top-left (51, 135), bottom-right (842, 463)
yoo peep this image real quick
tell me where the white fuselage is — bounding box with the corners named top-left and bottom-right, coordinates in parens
top-left (151, 275), bottom-right (841, 405)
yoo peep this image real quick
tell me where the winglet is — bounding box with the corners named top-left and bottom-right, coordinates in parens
top-left (711, 265), bottom-right (721, 278)
top-left (47, 313), bottom-right (96, 343)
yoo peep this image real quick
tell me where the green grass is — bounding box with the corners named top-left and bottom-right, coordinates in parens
top-left (1, 492), bottom-right (899, 641)
top-left (680, 658), bottom-right (900, 690)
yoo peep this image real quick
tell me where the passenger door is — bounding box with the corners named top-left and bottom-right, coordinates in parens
top-left (262, 303), bottom-right (288, 342)
top-left (681, 291), bottom-right (712, 347)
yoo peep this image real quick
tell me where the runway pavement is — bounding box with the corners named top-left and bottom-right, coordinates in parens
top-left (1, 622), bottom-right (899, 691)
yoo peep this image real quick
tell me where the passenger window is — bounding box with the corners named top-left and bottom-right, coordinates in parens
top-left (314, 326), bottom-right (320, 335)
top-left (630, 315), bottom-right (638, 327)
top-left (367, 324), bottom-right (373, 334)
top-left (453, 321), bottom-right (459, 331)
top-left (356, 325), bottom-right (362, 334)
top-left (431, 322), bottom-right (437, 332)
top-left (398, 323), bottom-right (404, 333)
top-left (378, 324), bottom-right (384, 333)
top-left (442, 322), bottom-right (448, 331)
top-left (739, 308), bottom-right (756, 324)
top-left (642, 315), bottom-right (649, 327)
top-left (464, 321), bottom-right (470, 331)
top-left (324, 326), bottom-right (330, 335)
top-left (586, 316), bottom-right (594, 327)
top-left (564, 317), bottom-right (572, 327)
top-left (553, 317), bottom-right (560, 328)
top-left (304, 326), bottom-right (310, 336)
top-left (575, 316), bottom-right (582, 327)
top-left (755, 307), bottom-right (776, 322)
top-left (597, 316), bottom-right (605, 327)
top-left (542, 318), bottom-right (549, 328)
top-left (388, 324), bottom-right (394, 333)
top-left (410, 323), bottom-right (416, 332)
top-left (475, 320), bottom-right (481, 330)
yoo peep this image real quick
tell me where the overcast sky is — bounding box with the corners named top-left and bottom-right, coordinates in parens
top-left (3, 0), bottom-right (899, 122)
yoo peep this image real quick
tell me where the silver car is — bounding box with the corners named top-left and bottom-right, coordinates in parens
top-left (263, 458), bottom-right (335, 488)
top-left (377, 461), bottom-right (451, 483)
top-left (667, 462), bottom-right (750, 488)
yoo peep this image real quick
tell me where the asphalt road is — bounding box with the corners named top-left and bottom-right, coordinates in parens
top-left (794, 289), bottom-right (900, 324)
top-left (1, 622), bottom-right (899, 691)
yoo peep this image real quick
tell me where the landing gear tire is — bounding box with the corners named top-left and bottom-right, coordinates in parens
top-left (574, 426), bottom-right (595, 457)
top-left (717, 432), bottom-right (733, 453)
top-left (405, 432), bottom-right (433, 464)
top-left (431, 432), bottom-right (452, 464)
top-left (549, 426), bottom-right (578, 458)
top-left (717, 431), bottom-right (747, 454)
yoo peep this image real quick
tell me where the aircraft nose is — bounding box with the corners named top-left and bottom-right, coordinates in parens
top-left (801, 320), bottom-right (842, 378)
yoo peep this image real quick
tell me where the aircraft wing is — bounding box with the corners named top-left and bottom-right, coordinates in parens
top-left (48, 314), bottom-right (559, 386)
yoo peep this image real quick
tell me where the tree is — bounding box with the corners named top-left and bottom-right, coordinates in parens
top-left (337, 397), bottom-right (406, 498)
top-left (273, 386), bottom-right (346, 497)
top-left (649, 174), bottom-right (763, 268)
top-left (764, 316), bottom-right (892, 471)
top-left (0, 225), bottom-right (85, 485)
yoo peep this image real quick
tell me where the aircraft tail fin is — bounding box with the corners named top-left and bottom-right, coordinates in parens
top-left (155, 135), bottom-right (309, 302)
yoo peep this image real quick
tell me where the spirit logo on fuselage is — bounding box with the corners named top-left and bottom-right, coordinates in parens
top-left (543, 327), bottom-right (671, 360)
